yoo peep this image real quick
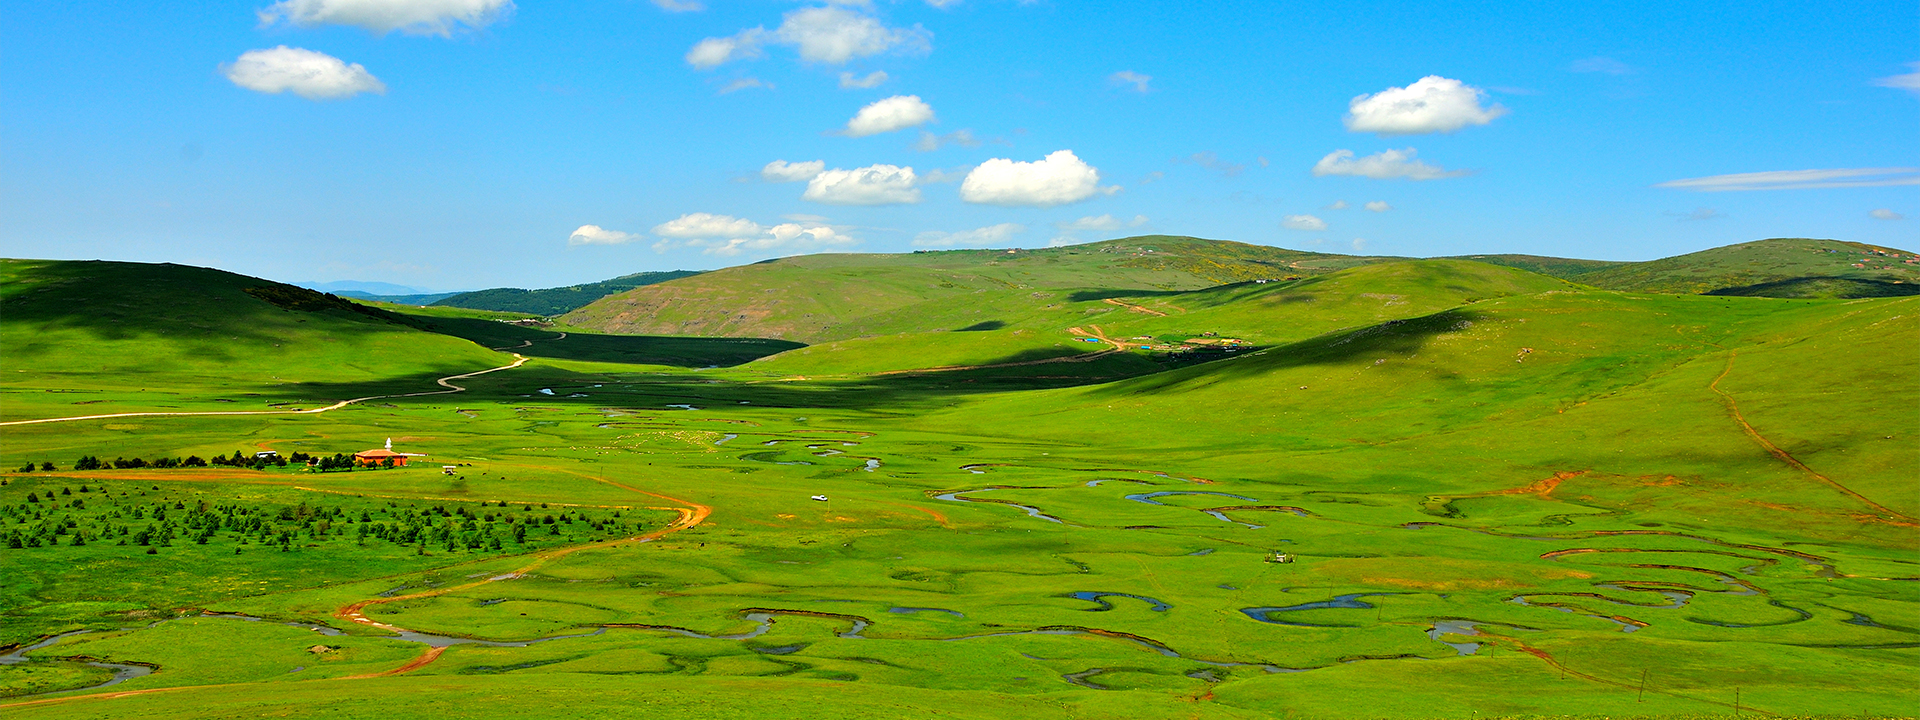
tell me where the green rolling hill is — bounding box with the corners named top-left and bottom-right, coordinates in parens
top-left (430, 270), bottom-right (703, 316)
top-left (1570, 238), bottom-right (1920, 296)
top-left (562, 236), bottom-right (1395, 343)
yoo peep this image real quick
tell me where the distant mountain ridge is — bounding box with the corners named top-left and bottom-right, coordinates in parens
top-left (431, 270), bottom-right (703, 316)
top-left (560, 235), bottom-right (1916, 343)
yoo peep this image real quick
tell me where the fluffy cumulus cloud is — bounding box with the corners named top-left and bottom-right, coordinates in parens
top-left (223, 47), bottom-right (386, 100)
top-left (803, 164), bottom-right (921, 205)
top-left (653, 212), bottom-right (767, 239)
top-left (686, 33), bottom-right (764, 68)
top-left (843, 95), bottom-right (934, 137)
top-left (257, 0), bottom-right (512, 36)
top-left (646, 213), bottom-right (855, 256)
top-left (960, 150), bottom-right (1113, 207)
top-left (1344, 76), bottom-right (1507, 135)
top-left (1873, 62), bottom-right (1920, 94)
top-left (1655, 168), bottom-right (1920, 191)
top-left (1364, 201), bottom-right (1392, 212)
top-left (1871, 208), bottom-right (1905, 220)
top-left (688, 6), bottom-right (928, 69)
top-left (568, 225), bottom-right (639, 246)
top-left (1312, 148), bottom-right (1467, 181)
top-left (839, 70), bottom-right (888, 89)
top-left (1109, 70), bottom-right (1151, 93)
top-left (1281, 214), bottom-right (1327, 231)
top-left (762, 160), bottom-right (825, 182)
top-left (912, 223), bottom-right (1025, 248)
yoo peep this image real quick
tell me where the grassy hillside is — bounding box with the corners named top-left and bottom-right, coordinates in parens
top-left (739, 259), bottom-right (1573, 378)
top-left (1573, 238), bottom-right (1919, 295)
top-left (1442, 253), bottom-right (1628, 278)
top-left (0, 259), bottom-right (513, 422)
top-left (1, 250), bottom-right (1914, 718)
top-left (434, 270), bottom-right (702, 316)
top-left (562, 237), bottom-right (1393, 343)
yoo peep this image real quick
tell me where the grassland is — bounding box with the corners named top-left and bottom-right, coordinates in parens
top-left (0, 245), bottom-right (1914, 719)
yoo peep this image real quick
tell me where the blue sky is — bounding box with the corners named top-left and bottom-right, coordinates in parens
top-left (3, 0), bottom-right (1914, 290)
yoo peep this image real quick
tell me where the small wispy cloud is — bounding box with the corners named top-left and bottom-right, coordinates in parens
top-left (1874, 62), bottom-right (1920, 94)
top-left (1281, 214), bottom-right (1327, 231)
top-left (1871, 208), bottom-right (1905, 220)
top-left (1570, 56), bottom-right (1634, 75)
top-left (652, 0), bottom-right (704, 12)
top-left (718, 77), bottom-right (773, 94)
top-left (1666, 207), bottom-right (1724, 221)
top-left (1656, 168), bottom-right (1920, 192)
top-left (839, 70), bottom-right (888, 89)
top-left (1109, 70), bottom-right (1151, 93)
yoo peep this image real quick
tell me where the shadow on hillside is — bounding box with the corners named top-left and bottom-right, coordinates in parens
top-left (0, 260), bottom-right (420, 363)
top-left (255, 344), bottom-right (1172, 413)
top-left (243, 311), bottom-right (1479, 412)
top-left (1091, 309), bottom-right (1486, 397)
top-left (397, 314), bottom-right (804, 368)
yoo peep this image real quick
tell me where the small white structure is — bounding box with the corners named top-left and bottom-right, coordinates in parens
top-left (810, 495), bottom-right (829, 502)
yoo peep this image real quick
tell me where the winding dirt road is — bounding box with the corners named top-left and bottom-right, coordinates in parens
top-left (1710, 350), bottom-right (1914, 525)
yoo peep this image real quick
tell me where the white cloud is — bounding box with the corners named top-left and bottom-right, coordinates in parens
top-left (569, 225), bottom-right (639, 246)
top-left (718, 77), bottom-right (772, 94)
top-left (913, 223), bottom-right (1025, 248)
top-left (1344, 76), bottom-right (1507, 135)
top-left (1655, 168), bottom-right (1920, 192)
top-left (803, 164), bottom-right (921, 205)
top-left (686, 32), bottom-right (764, 69)
top-left (651, 216), bottom-right (856, 257)
top-left (257, 0), bottom-right (512, 36)
top-left (762, 160), bottom-right (825, 182)
top-left (1325, 200), bottom-right (1350, 210)
top-left (924, 0), bottom-right (962, 7)
top-left (839, 70), bottom-right (889, 89)
top-left (1180, 151), bottom-right (1245, 177)
top-left (1351, 238), bottom-right (1369, 252)
top-left (1282, 214), bottom-right (1327, 231)
top-left (960, 150), bottom-right (1114, 207)
top-left (1313, 148), bottom-right (1466, 181)
top-left (1139, 171), bottom-right (1165, 185)
top-left (1109, 70), bottom-right (1151, 93)
top-left (652, 0), bottom-right (703, 12)
top-left (776, 6), bottom-right (929, 65)
top-left (1871, 208), bottom-right (1905, 220)
top-left (222, 47), bottom-right (386, 100)
top-left (687, 6), bottom-right (929, 70)
top-left (1056, 214), bottom-right (1147, 232)
top-left (1570, 56), bottom-right (1634, 75)
top-left (1876, 62), bottom-right (1920, 94)
top-left (653, 213), bottom-right (767, 239)
top-left (914, 129), bottom-right (979, 152)
top-left (843, 95), bottom-right (934, 137)
top-left (1364, 201), bottom-right (1392, 212)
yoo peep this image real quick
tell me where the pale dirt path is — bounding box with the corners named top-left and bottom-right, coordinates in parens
top-left (1101, 297), bottom-right (1170, 316)
top-left (333, 487), bottom-right (712, 676)
top-left (0, 354), bottom-right (531, 427)
top-left (1709, 350), bottom-right (1914, 525)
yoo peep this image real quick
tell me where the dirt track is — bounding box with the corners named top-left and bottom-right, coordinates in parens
top-left (0, 354), bottom-right (533, 427)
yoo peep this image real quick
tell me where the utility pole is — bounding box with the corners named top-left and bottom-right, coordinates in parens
top-left (1637, 669), bottom-right (1648, 702)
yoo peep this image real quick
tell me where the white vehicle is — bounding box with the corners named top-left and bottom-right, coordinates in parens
top-left (810, 495), bottom-right (829, 502)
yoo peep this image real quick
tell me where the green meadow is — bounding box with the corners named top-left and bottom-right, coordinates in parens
top-left (1, 239), bottom-right (1915, 719)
